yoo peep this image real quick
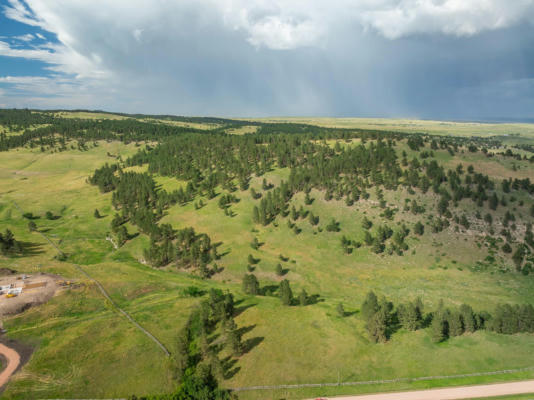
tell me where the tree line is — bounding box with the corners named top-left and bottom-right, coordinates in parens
top-left (361, 291), bottom-right (534, 343)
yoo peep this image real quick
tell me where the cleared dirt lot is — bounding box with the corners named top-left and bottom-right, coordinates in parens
top-left (0, 273), bottom-right (61, 319)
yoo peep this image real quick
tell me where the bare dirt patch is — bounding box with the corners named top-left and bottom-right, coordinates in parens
top-left (0, 336), bottom-right (33, 392)
top-left (0, 274), bottom-right (64, 319)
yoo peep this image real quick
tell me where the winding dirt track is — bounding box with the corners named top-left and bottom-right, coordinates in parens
top-left (0, 343), bottom-right (20, 388)
top-left (327, 380), bottom-right (534, 400)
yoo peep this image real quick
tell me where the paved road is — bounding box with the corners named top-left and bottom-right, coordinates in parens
top-left (325, 380), bottom-right (534, 400)
top-left (0, 343), bottom-right (20, 388)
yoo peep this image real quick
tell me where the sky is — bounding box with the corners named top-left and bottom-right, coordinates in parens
top-left (0, 0), bottom-right (534, 120)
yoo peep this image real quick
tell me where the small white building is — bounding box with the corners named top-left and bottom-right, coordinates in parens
top-left (7, 287), bottom-right (22, 295)
top-left (0, 284), bottom-right (13, 294)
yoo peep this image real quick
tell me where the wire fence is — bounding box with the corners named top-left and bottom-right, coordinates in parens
top-left (10, 200), bottom-right (171, 357)
top-left (231, 366), bottom-right (534, 391)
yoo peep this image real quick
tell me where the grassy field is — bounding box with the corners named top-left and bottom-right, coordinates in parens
top-left (52, 111), bottom-right (130, 120)
top-left (249, 117), bottom-right (534, 138)
top-left (1, 120), bottom-right (534, 399)
top-left (49, 111), bottom-right (220, 130)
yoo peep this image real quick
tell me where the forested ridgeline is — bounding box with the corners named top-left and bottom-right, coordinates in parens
top-left (5, 108), bottom-right (530, 272)
top-left (0, 116), bottom-right (211, 151)
top-left (121, 128), bottom-right (534, 273)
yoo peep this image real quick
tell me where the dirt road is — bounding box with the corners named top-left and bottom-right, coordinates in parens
top-left (326, 380), bottom-right (534, 400)
top-left (0, 342), bottom-right (20, 388)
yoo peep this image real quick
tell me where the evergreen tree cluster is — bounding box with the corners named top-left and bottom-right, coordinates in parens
top-left (361, 291), bottom-right (534, 344)
top-left (0, 229), bottom-right (22, 256)
top-left (82, 112), bottom-right (534, 272)
top-left (252, 182), bottom-right (292, 225)
top-left (140, 289), bottom-right (239, 400)
top-left (89, 163), bottom-right (119, 192)
top-left (92, 169), bottom-right (217, 274)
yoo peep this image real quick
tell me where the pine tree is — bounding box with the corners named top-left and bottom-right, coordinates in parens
top-left (437, 197), bottom-right (449, 215)
top-left (414, 221), bottom-right (424, 235)
top-left (279, 279), bottom-right (293, 306)
top-left (431, 301), bottom-right (448, 343)
top-left (299, 289), bottom-right (308, 306)
top-left (489, 193), bottom-right (498, 210)
top-left (252, 206), bottom-right (260, 224)
top-left (325, 218), bottom-right (340, 232)
top-left (242, 274), bottom-right (259, 295)
top-left (0, 229), bottom-right (19, 255)
top-left (336, 302), bottom-right (345, 317)
top-left (367, 308), bottom-right (387, 343)
top-left (372, 239), bottom-right (385, 254)
top-left (447, 310), bottom-right (464, 337)
top-left (28, 220), bottom-right (37, 232)
top-left (250, 237), bottom-right (259, 250)
top-left (361, 291), bottom-right (379, 321)
top-left (117, 225), bottom-right (129, 247)
top-left (460, 304), bottom-right (476, 333)
top-left (225, 322), bottom-right (242, 356)
top-left (398, 302), bottom-right (419, 331)
top-left (94, 208), bottom-right (101, 218)
top-left (364, 231), bottom-right (373, 246)
top-left (290, 205), bottom-right (298, 221)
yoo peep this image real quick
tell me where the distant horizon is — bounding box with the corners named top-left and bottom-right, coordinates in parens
top-left (4, 108), bottom-right (534, 125)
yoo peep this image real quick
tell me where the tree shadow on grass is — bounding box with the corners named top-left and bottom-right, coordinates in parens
top-left (248, 255), bottom-right (260, 265)
top-left (343, 310), bottom-right (359, 317)
top-left (128, 232), bottom-right (140, 240)
top-left (241, 336), bottom-right (264, 355)
top-left (260, 284), bottom-right (279, 296)
top-left (234, 303), bottom-right (255, 318)
top-left (221, 356), bottom-right (240, 379)
top-left (279, 268), bottom-right (290, 276)
top-left (237, 324), bottom-right (256, 337)
top-left (19, 241), bottom-right (45, 256)
top-left (307, 294), bottom-right (325, 305)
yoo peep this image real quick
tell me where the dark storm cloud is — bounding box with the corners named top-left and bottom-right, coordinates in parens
top-left (0, 0), bottom-right (533, 119)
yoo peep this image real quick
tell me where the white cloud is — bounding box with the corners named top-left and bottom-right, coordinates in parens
top-left (219, 0), bottom-right (534, 46)
top-left (13, 33), bottom-right (34, 42)
top-left (1, 0), bottom-right (534, 116)
top-left (356, 0), bottom-right (534, 39)
top-left (240, 15), bottom-right (322, 50)
top-left (3, 0), bottom-right (40, 26)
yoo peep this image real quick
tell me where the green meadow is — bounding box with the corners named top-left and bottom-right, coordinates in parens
top-left (249, 117), bottom-right (534, 138)
top-left (1, 114), bottom-right (534, 399)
